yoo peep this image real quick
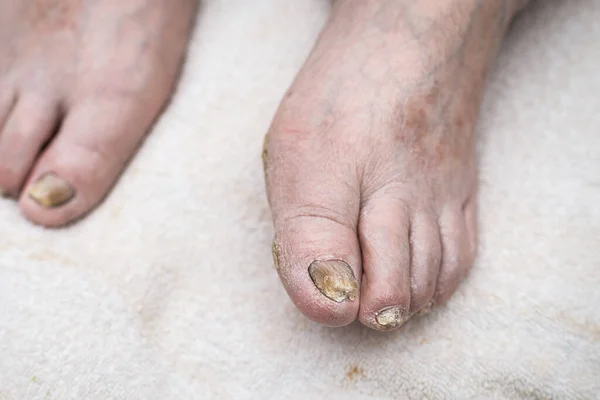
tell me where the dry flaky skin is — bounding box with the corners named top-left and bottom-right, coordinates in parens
top-left (27, 173), bottom-right (75, 208)
top-left (262, 134), bottom-right (269, 175)
top-left (375, 306), bottom-right (408, 329)
top-left (308, 260), bottom-right (358, 303)
top-left (271, 241), bottom-right (281, 270)
top-left (415, 300), bottom-right (435, 316)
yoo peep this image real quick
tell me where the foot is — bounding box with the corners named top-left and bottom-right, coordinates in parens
top-left (0, 0), bottom-right (196, 227)
top-left (264, 0), bottom-right (526, 330)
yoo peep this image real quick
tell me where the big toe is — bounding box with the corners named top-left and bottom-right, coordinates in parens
top-left (20, 96), bottom-right (154, 227)
top-left (265, 129), bottom-right (362, 327)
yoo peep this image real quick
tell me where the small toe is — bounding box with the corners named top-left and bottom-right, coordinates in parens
top-left (408, 213), bottom-right (442, 314)
top-left (0, 93), bottom-right (59, 196)
top-left (358, 196), bottom-right (412, 331)
top-left (434, 207), bottom-right (472, 305)
top-left (20, 97), bottom-right (152, 227)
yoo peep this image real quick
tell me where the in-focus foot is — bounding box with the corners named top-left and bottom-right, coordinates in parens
top-left (265, 0), bottom-right (526, 330)
top-left (0, 0), bottom-right (196, 226)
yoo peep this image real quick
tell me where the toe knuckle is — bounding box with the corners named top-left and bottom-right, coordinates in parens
top-left (284, 203), bottom-right (355, 232)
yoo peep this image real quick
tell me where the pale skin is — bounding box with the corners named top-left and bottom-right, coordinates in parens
top-left (0, 0), bottom-right (530, 330)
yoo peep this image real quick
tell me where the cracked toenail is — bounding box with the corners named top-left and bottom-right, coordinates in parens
top-left (271, 241), bottom-right (281, 270)
top-left (27, 173), bottom-right (75, 208)
top-left (376, 306), bottom-right (408, 329)
top-left (416, 300), bottom-right (435, 316)
top-left (308, 259), bottom-right (358, 303)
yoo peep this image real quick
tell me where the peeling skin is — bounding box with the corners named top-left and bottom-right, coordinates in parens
top-left (271, 241), bottom-right (281, 270)
top-left (308, 259), bottom-right (358, 303)
top-left (375, 306), bottom-right (408, 329)
top-left (27, 172), bottom-right (75, 208)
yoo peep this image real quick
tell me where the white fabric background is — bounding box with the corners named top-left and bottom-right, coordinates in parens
top-left (0, 0), bottom-right (598, 398)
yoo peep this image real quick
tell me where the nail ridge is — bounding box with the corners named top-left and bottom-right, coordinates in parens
top-left (308, 259), bottom-right (358, 303)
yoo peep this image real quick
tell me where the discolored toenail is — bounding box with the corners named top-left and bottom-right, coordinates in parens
top-left (0, 185), bottom-right (8, 198)
top-left (27, 173), bottom-right (75, 208)
top-left (308, 259), bottom-right (358, 303)
top-left (375, 306), bottom-right (409, 330)
top-left (416, 300), bottom-right (435, 316)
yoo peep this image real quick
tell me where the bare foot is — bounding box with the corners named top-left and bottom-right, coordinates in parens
top-left (0, 0), bottom-right (196, 227)
top-left (264, 0), bottom-right (528, 330)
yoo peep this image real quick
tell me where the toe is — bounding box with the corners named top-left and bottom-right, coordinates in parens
top-left (0, 93), bottom-right (59, 196)
top-left (20, 97), bottom-right (152, 227)
top-left (409, 213), bottom-right (442, 314)
top-left (265, 130), bottom-right (362, 327)
top-left (357, 196), bottom-right (412, 331)
top-left (434, 206), bottom-right (472, 305)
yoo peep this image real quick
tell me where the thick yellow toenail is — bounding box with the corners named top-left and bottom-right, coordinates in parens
top-left (375, 306), bottom-right (408, 329)
top-left (308, 259), bottom-right (358, 303)
top-left (27, 173), bottom-right (75, 208)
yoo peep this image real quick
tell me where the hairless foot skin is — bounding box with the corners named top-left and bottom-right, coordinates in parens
top-left (264, 0), bottom-right (530, 330)
top-left (0, 0), bottom-right (197, 226)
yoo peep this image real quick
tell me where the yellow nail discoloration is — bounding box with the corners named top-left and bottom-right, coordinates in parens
top-left (0, 185), bottom-right (8, 198)
top-left (271, 241), bottom-right (282, 270)
top-left (27, 173), bottom-right (75, 208)
top-left (375, 306), bottom-right (408, 329)
top-left (308, 259), bottom-right (358, 303)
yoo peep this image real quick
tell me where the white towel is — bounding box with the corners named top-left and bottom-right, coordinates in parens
top-left (1, 0), bottom-right (598, 398)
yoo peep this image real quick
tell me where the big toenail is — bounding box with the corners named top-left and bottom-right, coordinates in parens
top-left (416, 300), bottom-right (435, 316)
top-left (375, 306), bottom-right (408, 329)
top-left (308, 259), bottom-right (358, 303)
top-left (27, 173), bottom-right (75, 208)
